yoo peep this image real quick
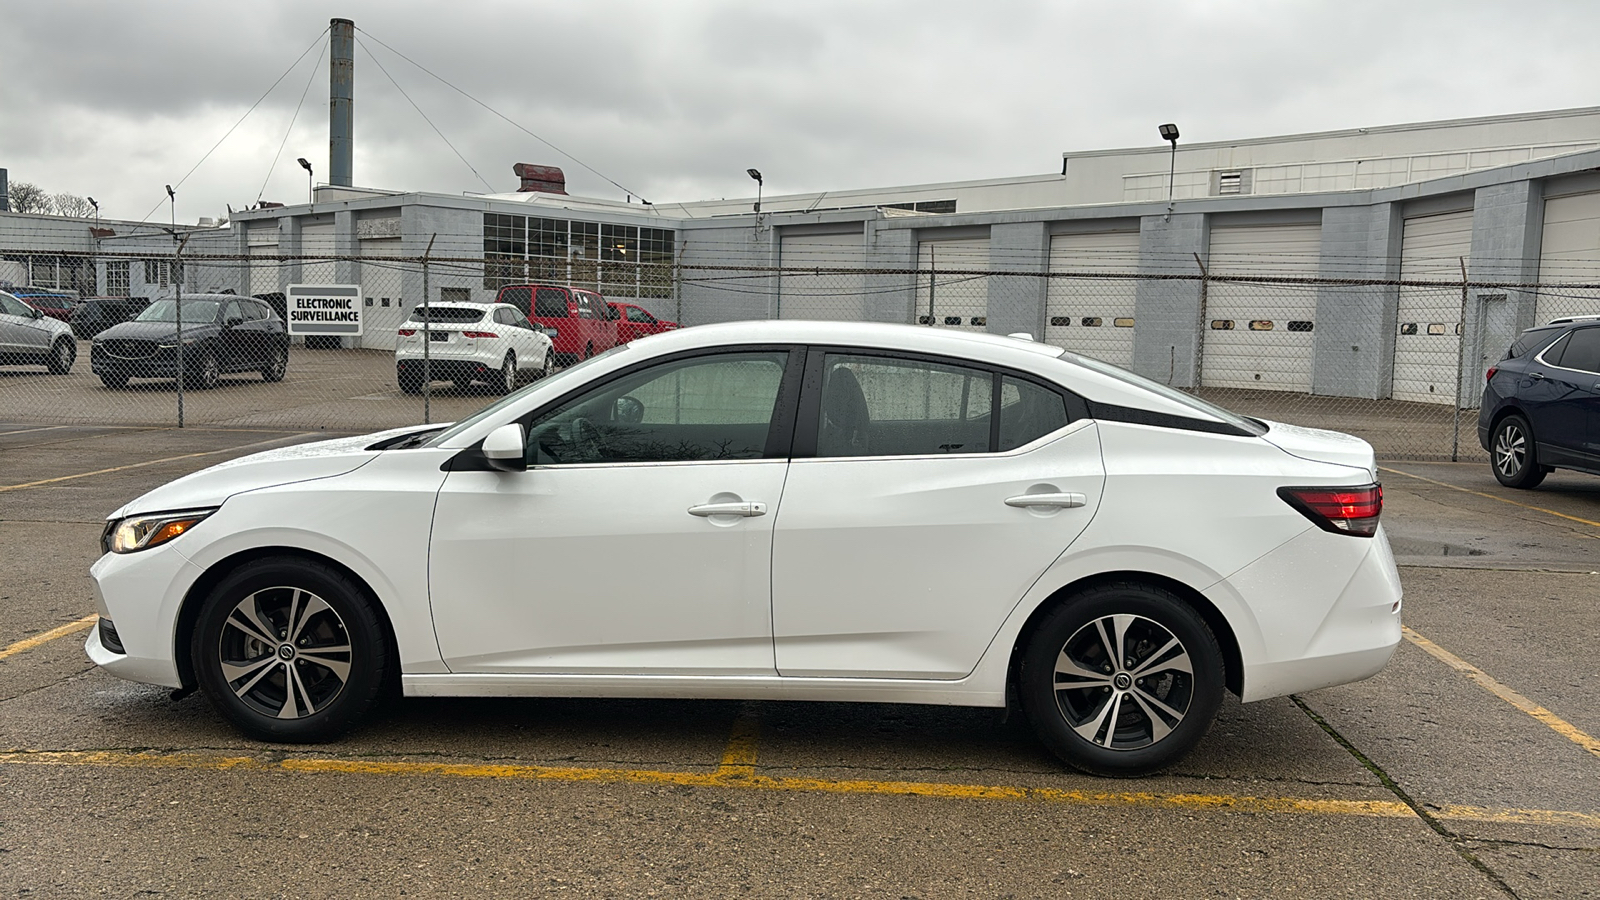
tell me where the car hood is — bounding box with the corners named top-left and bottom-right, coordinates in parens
top-left (1260, 420), bottom-right (1377, 479)
top-left (95, 320), bottom-right (218, 342)
top-left (106, 424), bottom-right (433, 519)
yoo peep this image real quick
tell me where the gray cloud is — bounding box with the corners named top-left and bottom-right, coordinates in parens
top-left (2, 0), bottom-right (1597, 223)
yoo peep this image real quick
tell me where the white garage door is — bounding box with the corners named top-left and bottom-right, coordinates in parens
top-left (1538, 192), bottom-right (1600, 323)
top-left (1393, 210), bottom-right (1472, 405)
top-left (359, 239), bottom-right (405, 352)
top-left (778, 231), bottom-right (866, 321)
top-left (916, 239), bottom-right (989, 333)
top-left (248, 243), bottom-right (279, 298)
top-left (300, 222), bottom-right (338, 285)
top-left (1045, 231), bottom-right (1141, 366)
top-left (1202, 224), bottom-right (1322, 392)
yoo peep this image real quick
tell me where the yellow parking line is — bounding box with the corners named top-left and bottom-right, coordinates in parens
top-left (2, 747), bottom-right (1597, 830)
top-left (1378, 465), bottom-right (1600, 531)
top-left (0, 433), bottom-right (317, 494)
top-left (1404, 626), bottom-right (1600, 761)
top-left (717, 704), bottom-right (761, 777)
top-left (0, 615), bottom-right (97, 662)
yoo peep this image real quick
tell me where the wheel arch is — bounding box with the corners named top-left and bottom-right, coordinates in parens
top-left (1008, 570), bottom-right (1244, 698)
top-left (173, 545), bottom-right (401, 693)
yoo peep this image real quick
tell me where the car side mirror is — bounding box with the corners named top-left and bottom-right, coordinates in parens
top-left (226, 316), bottom-right (244, 328)
top-left (30, 306), bottom-right (44, 319)
top-left (482, 422), bottom-right (528, 472)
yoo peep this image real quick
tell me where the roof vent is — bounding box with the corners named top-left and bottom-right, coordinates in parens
top-left (514, 163), bottom-right (568, 195)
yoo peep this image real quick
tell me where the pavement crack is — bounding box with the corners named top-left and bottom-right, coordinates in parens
top-left (1465, 837), bottom-right (1600, 853)
top-left (1292, 694), bottom-right (1523, 900)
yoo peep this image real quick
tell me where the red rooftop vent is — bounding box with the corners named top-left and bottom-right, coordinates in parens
top-left (514, 163), bottom-right (568, 195)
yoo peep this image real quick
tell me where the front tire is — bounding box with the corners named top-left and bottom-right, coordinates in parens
top-left (192, 557), bottom-right (391, 743)
top-left (1019, 582), bottom-right (1224, 777)
top-left (48, 338), bottom-right (76, 374)
top-left (1491, 414), bottom-right (1546, 489)
top-left (185, 349), bottom-right (220, 390)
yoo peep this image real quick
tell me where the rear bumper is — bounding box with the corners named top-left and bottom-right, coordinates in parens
top-left (396, 357), bottom-right (494, 382)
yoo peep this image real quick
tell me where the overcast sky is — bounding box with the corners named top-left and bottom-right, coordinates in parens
top-left (3, 0), bottom-right (1597, 225)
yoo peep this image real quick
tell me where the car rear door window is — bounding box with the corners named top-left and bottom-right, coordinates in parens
top-left (1558, 326), bottom-right (1600, 374)
top-left (815, 354), bottom-right (994, 457)
top-left (527, 351), bottom-right (792, 465)
top-left (533, 287), bottom-right (569, 318)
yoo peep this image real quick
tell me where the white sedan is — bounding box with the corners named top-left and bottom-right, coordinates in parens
top-left (395, 301), bottom-right (552, 394)
top-left (87, 321), bottom-right (1400, 775)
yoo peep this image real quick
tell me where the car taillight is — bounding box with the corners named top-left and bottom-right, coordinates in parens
top-left (463, 331), bottom-right (497, 339)
top-left (1486, 366), bottom-right (1497, 382)
top-left (1278, 484), bottom-right (1382, 537)
top-left (398, 328), bottom-right (415, 336)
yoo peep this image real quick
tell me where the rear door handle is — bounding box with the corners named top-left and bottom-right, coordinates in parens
top-left (1004, 492), bottom-right (1086, 509)
top-left (688, 501), bottom-right (767, 517)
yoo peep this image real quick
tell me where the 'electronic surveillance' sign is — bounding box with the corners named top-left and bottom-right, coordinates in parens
top-left (285, 284), bottom-right (364, 336)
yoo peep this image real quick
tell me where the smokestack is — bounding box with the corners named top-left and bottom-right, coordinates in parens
top-left (0, 169), bottom-right (9, 212)
top-left (330, 18), bottom-right (355, 187)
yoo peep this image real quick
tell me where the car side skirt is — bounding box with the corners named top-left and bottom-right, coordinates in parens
top-left (402, 674), bottom-right (1006, 708)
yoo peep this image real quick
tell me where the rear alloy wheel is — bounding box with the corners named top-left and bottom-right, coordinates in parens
top-left (537, 351), bottom-right (553, 379)
top-left (494, 352), bottom-right (517, 394)
top-left (1020, 582), bottom-right (1224, 777)
top-left (47, 338), bottom-right (76, 375)
top-left (261, 345), bottom-right (287, 382)
top-left (185, 349), bottom-right (220, 390)
top-left (192, 557), bottom-right (391, 743)
top-left (1491, 414), bottom-right (1546, 489)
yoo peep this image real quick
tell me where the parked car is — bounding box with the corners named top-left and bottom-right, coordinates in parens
top-left (11, 288), bottom-right (79, 324)
top-left (91, 294), bottom-right (288, 390)
top-left (86, 321), bottom-right (1400, 776)
top-left (395, 302), bottom-right (554, 394)
top-left (1479, 317), bottom-right (1600, 487)
top-left (0, 289), bottom-right (77, 374)
top-left (609, 301), bottom-right (679, 343)
top-left (494, 283), bottom-right (618, 364)
top-left (71, 296), bottom-right (152, 339)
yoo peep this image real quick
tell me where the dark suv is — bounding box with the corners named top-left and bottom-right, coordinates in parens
top-left (1478, 316), bottom-right (1600, 488)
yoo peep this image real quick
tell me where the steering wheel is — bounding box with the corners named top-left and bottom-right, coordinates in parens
top-left (570, 416), bottom-right (604, 462)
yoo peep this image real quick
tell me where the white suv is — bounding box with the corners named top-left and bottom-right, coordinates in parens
top-left (395, 302), bottom-right (553, 394)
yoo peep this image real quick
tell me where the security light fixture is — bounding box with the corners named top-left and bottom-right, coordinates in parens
top-left (747, 168), bottom-right (763, 214)
top-left (87, 196), bottom-right (99, 227)
top-left (1158, 124), bottom-right (1180, 219)
top-left (165, 184), bottom-right (175, 200)
top-left (297, 158), bottom-right (314, 204)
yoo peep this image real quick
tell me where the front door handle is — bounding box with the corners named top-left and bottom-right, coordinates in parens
top-left (688, 501), bottom-right (767, 518)
top-left (1004, 492), bottom-right (1086, 509)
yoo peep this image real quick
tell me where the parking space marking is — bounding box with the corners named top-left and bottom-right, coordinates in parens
top-left (717, 703), bottom-right (761, 777)
top-left (0, 433), bottom-right (317, 494)
top-left (0, 425), bottom-right (71, 437)
top-left (1379, 465), bottom-right (1600, 532)
top-left (2, 747), bottom-right (1598, 830)
top-left (0, 615), bottom-right (97, 662)
top-left (1404, 626), bottom-right (1600, 761)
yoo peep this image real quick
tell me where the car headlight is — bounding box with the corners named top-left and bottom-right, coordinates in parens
top-left (157, 338), bottom-right (200, 349)
top-left (104, 508), bottom-right (217, 554)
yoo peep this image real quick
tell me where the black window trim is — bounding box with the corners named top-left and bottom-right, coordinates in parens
top-left (447, 343), bottom-right (806, 471)
top-left (790, 344), bottom-right (1090, 459)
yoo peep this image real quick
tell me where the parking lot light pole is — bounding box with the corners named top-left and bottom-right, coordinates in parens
top-left (297, 158), bottom-right (314, 205)
top-left (421, 233), bottom-right (436, 425)
top-left (167, 185), bottom-right (186, 427)
top-left (1159, 123), bottom-right (1180, 220)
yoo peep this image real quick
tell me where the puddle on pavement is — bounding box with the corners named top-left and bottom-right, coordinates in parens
top-left (1388, 537), bottom-right (1489, 557)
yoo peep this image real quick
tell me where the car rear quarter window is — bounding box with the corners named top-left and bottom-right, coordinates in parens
top-left (998, 377), bottom-right (1070, 451)
top-left (1509, 327), bottom-right (1563, 360)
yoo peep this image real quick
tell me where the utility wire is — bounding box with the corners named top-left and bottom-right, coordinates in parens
top-left (257, 40), bottom-right (328, 205)
top-left (356, 35), bottom-right (495, 193)
top-left (138, 26), bottom-right (330, 226)
top-left (354, 26), bottom-right (649, 203)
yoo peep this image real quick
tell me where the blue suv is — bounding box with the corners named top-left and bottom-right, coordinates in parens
top-left (1478, 316), bottom-right (1600, 488)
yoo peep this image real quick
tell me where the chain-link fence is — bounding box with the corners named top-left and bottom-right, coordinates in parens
top-left (4, 247), bottom-right (1597, 461)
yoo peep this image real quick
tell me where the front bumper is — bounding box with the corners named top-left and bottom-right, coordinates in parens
top-left (85, 542), bottom-right (207, 689)
top-left (92, 344), bottom-right (197, 379)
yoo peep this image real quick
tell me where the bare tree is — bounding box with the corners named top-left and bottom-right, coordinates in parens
top-left (7, 181), bottom-right (50, 214)
top-left (53, 192), bottom-right (95, 218)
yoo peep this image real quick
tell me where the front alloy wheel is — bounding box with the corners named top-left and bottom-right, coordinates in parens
top-left (1491, 415), bottom-right (1545, 489)
top-left (1020, 582), bottom-right (1223, 776)
top-left (193, 558), bottom-right (391, 742)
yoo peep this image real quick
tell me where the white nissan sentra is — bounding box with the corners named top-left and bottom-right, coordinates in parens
top-left (88, 321), bottom-right (1400, 775)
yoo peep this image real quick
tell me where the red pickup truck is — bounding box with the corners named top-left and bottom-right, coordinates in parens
top-left (608, 302), bottom-right (680, 343)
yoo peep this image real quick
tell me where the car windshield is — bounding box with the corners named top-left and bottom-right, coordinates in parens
top-left (425, 343), bottom-right (632, 447)
top-left (136, 299), bottom-right (221, 324)
top-left (1060, 350), bottom-right (1269, 436)
top-left (410, 305), bottom-right (486, 324)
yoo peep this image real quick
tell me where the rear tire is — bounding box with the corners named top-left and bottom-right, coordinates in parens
top-left (47, 338), bottom-right (76, 375)
top-left (1491, 414), bottom-right (1546, 489)
top-left (494, 352), bottom-right (517, 395)
top-left (1019, 582), bottom-right (1224, 777)
top-left (261, 344), bottom-right (287, 382)
top-left (398, 367), bottom-right (423, 395)
top-left (192, 557), bottom-right (391, 743)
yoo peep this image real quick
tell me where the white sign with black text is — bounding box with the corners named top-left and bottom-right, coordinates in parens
top-left (285, 284), bottom-right (364, 336)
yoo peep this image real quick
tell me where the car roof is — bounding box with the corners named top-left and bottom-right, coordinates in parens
top-left (631, 319), bottom-right (1067, 361)
top-left (1545, 314), bottom-right (1600, 325)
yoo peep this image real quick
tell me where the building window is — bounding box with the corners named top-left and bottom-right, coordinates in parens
top-left (482, 214), bottom-right (673, 299)
top-left (106, 260), bottom-right (131, 297)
